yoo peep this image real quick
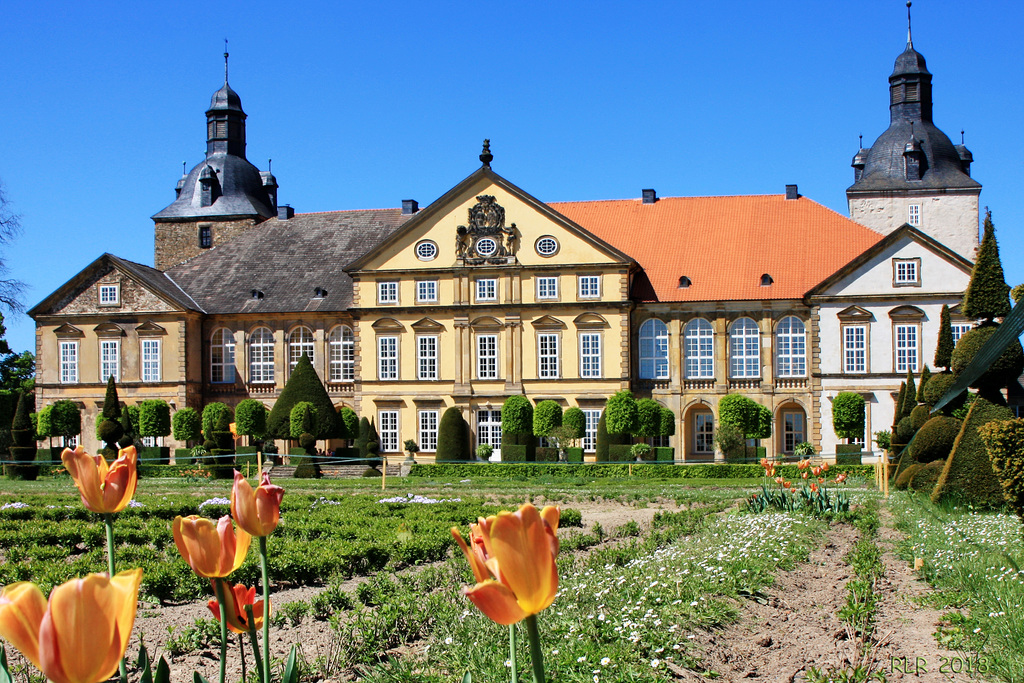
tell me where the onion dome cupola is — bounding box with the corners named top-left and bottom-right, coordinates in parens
top-left (152, 51), bottom-right (278, 223)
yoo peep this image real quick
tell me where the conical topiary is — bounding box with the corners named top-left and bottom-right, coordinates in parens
top-left (931, 395), bottom-right (1013, 507)
top-left (892, 381), bottom-right (907, 434)
top-left (7, 392), bottom-right (37, 480)
top-left (962, 210), bottom-right (1011, 323)
top-left (267, 353), bottom-right (339, 440)
top-left (934, 305), bottom-right (954, 371)
top-left (97, 376), bottom-right (123, 452)
top-left (437, 407), bottom-right (469, 462)
top-left (904, 370), bottom-right (918, 418)
top-left (916, 366), bottom-right (932, 404)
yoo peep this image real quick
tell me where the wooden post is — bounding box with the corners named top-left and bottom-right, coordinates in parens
top-left (382, 455), bottom-right (388, 491)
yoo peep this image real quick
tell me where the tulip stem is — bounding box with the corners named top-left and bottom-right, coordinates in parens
top-left (213, 580), bottom-right (229, 683)
top-left (245, 604), bottom-right (265, 683)
top-left (104, 513), bottom-right (127, 683)
top-left (525, 615), bottom-right (545, 683)
top-left (509, 624), bottom-right (518, 683)
top-left (259, 536), bottom-right (271, 683)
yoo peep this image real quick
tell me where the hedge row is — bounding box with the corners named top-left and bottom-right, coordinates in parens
top-left (408, 462), bottom-right (874, 480)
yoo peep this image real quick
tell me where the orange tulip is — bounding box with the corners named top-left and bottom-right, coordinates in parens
top-left (451, 503), bottom-right (559, 626)
top-left (231, 470), bottom-right (284, 537)
top-left (172, 515), bottom-right (251, 578)
top-left (835, 473), bottom-right (848, 483)
top-left (798, 459), bottom-right (810, 470)
top-left (0, 569), bottom-right (141, 683)
top-left (207, 580), bottom-right (266, 634)
top-left (61, 446), bottom-right (138, 514)
top-left (802, 472), bottom-right (809, 479)
top-left (810, 482), bottom-right (819, 493)
top-left (784, 481), bottom-right (792, 489)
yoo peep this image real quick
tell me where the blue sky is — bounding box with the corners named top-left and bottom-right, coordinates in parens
top-left (1, 0), bottom-right (1021, 355)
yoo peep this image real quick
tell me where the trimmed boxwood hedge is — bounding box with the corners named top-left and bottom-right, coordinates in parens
top-left (931, 395), bottom-right (1013, 507)
top-left (835, 444), bottom-right (862, 465)
top-left (565, 447), bottom-right (584, 463)
top-left (895, 463), bottom-right (923, 490)
top-left (608, 444), bottom-right (633, 462)
top-left (502, 445), bottom-right (528, 462)
top-left (408, 462), bottom-right (873, 480)
top-left (655, 447), bottom-right (674, 462)
top-left (908, 416), bottom-right (961, 464)
top-left (909, 460), bottom-right (945, 494)
top-left (535, 447), bottom-right (559, 462)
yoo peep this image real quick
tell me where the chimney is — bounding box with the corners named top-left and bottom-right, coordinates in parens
top-left (402, 199), bottom-right (419, 215)
top-left (785, 184), bottom-right (799, 200)
top-left (277, 204), bottom-right (294, 220)
top-left (642, 189), bottom-right (657, 204)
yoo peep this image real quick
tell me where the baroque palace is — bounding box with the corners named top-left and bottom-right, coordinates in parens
top-left (29, 31), bottom-right (981, 461)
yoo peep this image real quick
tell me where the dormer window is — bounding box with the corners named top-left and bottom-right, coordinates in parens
top-left (251, 289), bottom-right (264, 300)
top-left (760, 274), bottom-right (774, 286)
top-left (678, 276), bottom-right (691, 288)
top-left (199, 225), bottom-right (212, 248)
top-left (313, 287), bottom-right (327, 299)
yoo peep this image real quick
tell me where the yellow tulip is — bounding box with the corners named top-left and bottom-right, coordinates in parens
top-left (231, 470), bottom-right (284, 537)
top-left (61, 446), bottom-right (138, 514)
top-left (172, 515), bottom-right (251, 578)
top-left (207, 580), bottom-right (266, 634)
top-left (451, 503), bottom-right (559, 625)
top-left (0, 569), bottom-right (141, 683)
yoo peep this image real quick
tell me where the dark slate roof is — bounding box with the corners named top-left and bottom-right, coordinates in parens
top-left (849, 120), bottom-right (981, 192)
top-left (108, 255), bottom-right (204, 312)
top-left (209, 83), bottom-right (243, 113)
top-left (151, 153), bottom-right (276, 221)
top-left (892, 43), bottom-right (930, 77)
top-left (166, 209), bottom-right (413, 314)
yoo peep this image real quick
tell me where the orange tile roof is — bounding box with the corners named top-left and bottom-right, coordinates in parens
top-left (548, 195), bottom-right (884, 302)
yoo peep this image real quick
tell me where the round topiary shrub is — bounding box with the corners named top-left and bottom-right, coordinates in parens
top-left (896, 416), bottom-right (917, 444)
top-left (909, 416), bottom-right (962, 464)
top-left (909, 460), bottom-right (945, 494)
top-left (895, 463), bottom-right (923, 490)
top-left (951, 326), bottom-right (1024, 395)
top-left (97, 419), bottom-right (123, 447)
top-left (910, 404), bottom-right (932, 431)
top-left (922, 373), bottom-right (966, 413)
top-left (361, 467), bottom-right (382, 477)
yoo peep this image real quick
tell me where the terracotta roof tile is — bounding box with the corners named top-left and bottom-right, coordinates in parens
top-left (548, 195), bottom-right (884, 302)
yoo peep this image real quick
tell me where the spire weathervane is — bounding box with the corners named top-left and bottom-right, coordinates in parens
top-left (906, 1), bottom-right (913, 47)
top-left (224, 39), bottom-right (229, 84)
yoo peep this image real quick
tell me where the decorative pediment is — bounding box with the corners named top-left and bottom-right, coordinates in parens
top-left (93, 323), bottom-right (126, 337)
top-left (371, 318), bottom-right (406, 332)
top-left (456, 193), bottom-right (518, 264)
top-left (411, 317), bottom-right (446, 332)
top-left (54, 323), bottom-right (84, 338)
top-left (888, 305), bottom-right (926, 321)
top-left (573, 313), bottom-right (609, 329)
top-left (135, 320), bottom-right (167, 336)
top-left (836, 306), bottom-right (875, 322)
top-left (470, 316), bottom-right (504, 330)
top-left (530, 315), bottom-right (567, 330)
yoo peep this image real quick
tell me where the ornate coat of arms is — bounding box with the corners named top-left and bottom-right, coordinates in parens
top-left (457, 195), bottom-right (517, 263)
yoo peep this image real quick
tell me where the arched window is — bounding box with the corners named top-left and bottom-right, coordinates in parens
top-left (210, 328), bottom-right (235, 383)
top-left (288, 327), bottom-right (314, 372)
top-left (729, 318), bottom-right (760, 378)
top-left (684, 318), bottom-right (714, 379)
top-left (638, 318), bottom-right (669, 379)
top-left (249, 327), bottom-right (275, 384)
top-left (776, 316), bottom-right (807, 377)
top-left (328, 326), bottom-right (355, 382)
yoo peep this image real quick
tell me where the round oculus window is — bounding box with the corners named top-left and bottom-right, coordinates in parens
top-left (415, 241), bottom-right (438, 261)
top-left (536, 236), bottom-right (559, 256)
top-left (476, 237), bottom-right (498, 256)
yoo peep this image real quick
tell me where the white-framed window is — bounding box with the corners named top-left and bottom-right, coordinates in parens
top-left (537, 276), bottom-right (559, 300)
top-left (536, 236), bottom-right (559, 257)
top-left (843, 325), bottom-right (867, 374)
top-left (141, 436), bottom-right (159, 448)
top-left (59, 341), bottom-right (78, 384)
top-left (249, 327), bottom-right (275, 384)
top-left (578, 275), bottom-right (600, 299)
top-left (477, 334), bottom-right (498, 379)
top-left (951, 323), bottom-right (972, 347)
top-left (685, 318), bottom-right (714, 379)
top-left (417, 280), bottom-right (438, 303)
top-left (141, 339), bottom-right (161, 382)
top-left (639, 318), bottom-right (669, 379)
top-left (60, 435), bottom-right (78, 449)
top-left (378, 281), bottom-right (398, 304)
top-left (417, 336), bottom-right (438, 380)
top-left (582, 409), bottom-right (601, 452)
top-left (415, 241), bottom-right (438, 261)
top-left (580, 333), bottom-right (601, 378)
top-left (328, 326), bottom-right (355, 382)
top-left (418, 410), bottom-right (439, 452)
top-left (378, 410), bottom-right (399, 453)
top-left (476, 278), bottom-right (497, 302)
top-left (776, 316), bottom-right (807, 377)
top-left (211, 328), bottom-right (235, 383)
top-left (908, 204), bottom-right (921, 226)
top-left (893, 259), bottom-right (920, 286)
top-left (98, 284), bottom-right (119, 306)
top-left (729, 317), bottom-right (760, 378)
top-left (378, 336), bottom-right (398, 380)
top-left (694, 413), bottom-right (714, 453)
top-left (783, 411), bottom-right (806, 453)
top-left (894, 323), bottom-right (919, 373)
top-left (477, 410), bottom-right (503, 458)
top-left (538, 333), bottom-right (559, 378)
top-left (288, 327), bottom-right (314, 373)
top-left (100, 339), bottom-right (120, 382)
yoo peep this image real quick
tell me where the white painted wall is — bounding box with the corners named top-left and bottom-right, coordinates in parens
top-left (849, 193), bottom-right (979, 260)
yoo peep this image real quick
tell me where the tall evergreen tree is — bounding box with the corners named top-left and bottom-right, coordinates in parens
top-left (893, 381), bottom-right (907, 432)
top-left (961, 210), bottom-right (1011, 323)
top-left (266, 353), bottom-right (339, 440)
top-left (97, 376), bottom-right (123, 451)
top-left (934, 304), bottom-right (954, 371)
top-left (916, 366), bottom-right (932, 403)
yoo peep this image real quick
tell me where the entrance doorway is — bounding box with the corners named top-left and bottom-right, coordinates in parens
top-left (477, 410), bottom-right (502, 461)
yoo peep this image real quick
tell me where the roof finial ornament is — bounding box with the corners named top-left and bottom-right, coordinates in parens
top-left (859, 134), bottom-right (863, 148)
top-left (268, 158), bottom-right (272, 173)
top-left (906, 1), bottom-right (913, 47)
top-left (182, 161), bottom-right (187, 176)
top-left (224, 39), bottom-right (229, 84)
top-left (479, 139), bottom-right (493, 168)
top-left (961, 129), bottom-right (965, 144)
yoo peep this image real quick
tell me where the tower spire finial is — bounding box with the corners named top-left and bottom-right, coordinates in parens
top-left (479, 139), bottom-right (493, 168)
top-left (906, 1), bottom-right (913, 47)
top-left (224, 39), bottom-right (229, 84)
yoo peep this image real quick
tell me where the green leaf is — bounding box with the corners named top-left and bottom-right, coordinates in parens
top-left (155, 657), bottom-right (171, 683)
top-left (282, 645), bottom-right (299, 683)
top-left (194, 671), bottom-right (212, 683)
top-left (138, 642), bottom-right (153, 683)
top-left (461, 673), bottom-right (473, 683)
top-left (0, 645), bottom-right (14, 683)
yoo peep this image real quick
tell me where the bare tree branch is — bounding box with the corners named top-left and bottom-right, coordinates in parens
top-left (0, 180), bottom-right (27, 313)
